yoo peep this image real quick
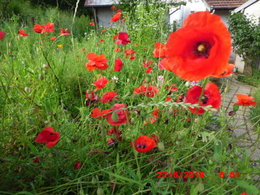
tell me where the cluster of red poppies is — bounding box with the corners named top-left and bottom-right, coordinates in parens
top-left (12, 10), bottom-right (255, 155)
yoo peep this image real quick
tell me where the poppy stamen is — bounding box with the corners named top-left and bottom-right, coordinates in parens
top-left (201, 95), bottom-right (209, 104)
top-left (136, 144), bottom-right (147, 149)
top-left (194, 41), bottom-right (212, 58)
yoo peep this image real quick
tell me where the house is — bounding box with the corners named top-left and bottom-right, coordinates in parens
top-left (169, 0), bottom-right (247, 27)
top-left (84, 0), bottom-right (120, 28)
top-left (233, 0), bottom-right (260, 73)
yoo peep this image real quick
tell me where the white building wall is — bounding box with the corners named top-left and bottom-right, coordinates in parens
top-left (244, 0), bottom-right (260, 24)
top-left (169, 0), bottom-right (209, 26)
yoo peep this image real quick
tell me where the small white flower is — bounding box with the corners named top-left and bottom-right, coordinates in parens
top-left (111, 76), bottom-right (119, 82)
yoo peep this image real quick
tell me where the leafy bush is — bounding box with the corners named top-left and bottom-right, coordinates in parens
top-left (229, 12), bottom-right (260, 68)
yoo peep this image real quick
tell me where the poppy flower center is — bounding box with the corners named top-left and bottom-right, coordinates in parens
top-left (136, 144), bottom-right (147, 149)
top-left (194, 41), bottom-right (212, 58)
top-left (201, 95), bottom-right (209, 104)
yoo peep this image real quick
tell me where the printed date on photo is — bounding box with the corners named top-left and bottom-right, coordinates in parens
top-left (157, 171), bottom-right (241, 179)
top-left (157, 171), bottom-right (205, 179)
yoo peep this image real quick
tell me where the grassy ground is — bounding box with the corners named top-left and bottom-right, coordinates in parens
top-left (237, 68), bottom-right (260, 87)
top-left (0, 5), bottom-right (259, 195)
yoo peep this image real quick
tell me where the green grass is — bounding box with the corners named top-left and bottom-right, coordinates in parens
top-left (237, 68), bottom-right (260, 87)
top-left (250, 88), bottom-right (260, 128)
top-left (0, 6), bottom-right (259, 195)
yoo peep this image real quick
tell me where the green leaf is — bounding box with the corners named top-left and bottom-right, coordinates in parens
top-left (111, 112), bottom-right (119, 122)
top-left (233, 104), bottom-right (239, 112)
top-left (236, 180), bottom-right (259, 195)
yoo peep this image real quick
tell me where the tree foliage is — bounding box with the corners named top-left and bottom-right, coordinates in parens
top-left (228, 12), bottom-right (260, 67)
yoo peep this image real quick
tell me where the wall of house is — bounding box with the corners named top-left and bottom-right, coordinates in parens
top-left (169, 0), bottom-right (209, 26)
top-left (244, 0), bottom-right (260, 24)
top-left (96, 7), bottom-right (113, 28)
top-left (214, 9), bottom-right (230, 27)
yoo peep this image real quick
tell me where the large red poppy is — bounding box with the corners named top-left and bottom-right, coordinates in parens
top-left (234, 94), bottom-right (257, 107)
top-left (213, 64), bottom-right (235, 78)
top-left (106, 104), bottom-right (129, 126)
top-left (86, 53), bottom-right (108, 71)
top-left (162, 11), bottom-right (231, 81)
top-left (184, 82), bottom-right (221, 115)
top-left (131, 135), bottom-right (157, 153)
top-left (35, 127), bottom-right (60, 148)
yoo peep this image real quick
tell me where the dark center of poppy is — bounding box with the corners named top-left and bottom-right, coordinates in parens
top-left (136, 144), bottom-right (147, 149)
top-left (201, 95), bottom-right (209, 104)
top-left (194, 41), bottom-right (212, 58)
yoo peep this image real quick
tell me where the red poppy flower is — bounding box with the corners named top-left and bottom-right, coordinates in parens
top-left (158, 60), bottom-right (165, 70)
top-left (73, 161), bottom-right (81, 169)
top-left (86, 91), bottom-right (99, 105)
top-left (89, 22), bottom-right (95, 26)
top-left (124, 48), bottom-right (136, 60)
top-left (108, 138), bottom-right (116, 145)
top-left (50, 36), bottom-right (57, 41)
top-left (113, 34), bottom-right (119, 39)
top-left (213, 64), bottom-right (235, 78)
top-left (86, 53), bottom-right (108, 71)
top-left (234, 94), bottom-right (257, 106)
top-left (106, 104), bottom-right (129, 126)
top-left (153, 42), bottom-right (166, 58)
top-left (18, 30), bottom-right (28, 37)
top-left (107, 127), bottom-right (122, 141)
top-left (101, 91), bottom-right (119, 103)
top-left (131, 135), bottom-right (157, 153)
top-left (162, 11), bottom-right (231, 81)
top-left (101, 29), bottom-right (106, 33)
top-left (34, 22), bottom-right (55, 34)
top-left (93, 76), bottom-right (109, 90)
top-left (184, 82), bottom-right (221, 115)
top-left (115, 32), bottom-right (131, 45)
top-left (34, 24), bottom-right (43, 33)
top-left (35, 127), bottom-right (60, 148)
top-left (143, 61), bottom-right (153, 73)
top-left (134, 85), bottom-right (158, 97)
top-left (33, 157), bottom-right (40, 163)
top-left (59, 28), bottom-right (70, 36)
top-left (114, 57), bottom-right (123, 72)
top-left (91, 108), bottom-right (110, 119)
top-left (111, 6), bottom-right (116, 10)
top-left (111, 12), bottom-right (122, 22)
top-left (114, 48), bottom-right (121, 53)
top-left (0, 32), bottom-right (6, 40)
top-left (145, 107), bottom-right (159, 124)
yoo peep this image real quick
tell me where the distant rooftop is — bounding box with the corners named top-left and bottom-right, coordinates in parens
top-left (205, 0), bottom-right (248, 9)
top-left (84, 0), bottom-right (119, 7)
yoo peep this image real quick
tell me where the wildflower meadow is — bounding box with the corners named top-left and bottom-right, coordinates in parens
top-left (0, 1), bottom-right (259, 194)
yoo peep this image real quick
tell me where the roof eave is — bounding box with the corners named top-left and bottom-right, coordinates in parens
top-left (233, 0), bottom-right (258, 13)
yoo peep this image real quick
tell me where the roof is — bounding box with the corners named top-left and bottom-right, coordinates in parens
top-left (234, 0), bottom-right (259, 12)
top-left (205, 0), bottom-right (248, 9)
top-left (84, 0), bottom-right (119, 7)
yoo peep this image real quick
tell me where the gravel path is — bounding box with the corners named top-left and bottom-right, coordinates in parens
top-left (222, 78), bottom-right (259, 161)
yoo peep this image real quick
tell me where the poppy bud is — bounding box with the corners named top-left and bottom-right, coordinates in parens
top-left (111, 112), bottom-right (119, 122)
top-left (157, 142), bottom-right (165, 151)
top-left (97, 188), bottom-right (104, 195)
